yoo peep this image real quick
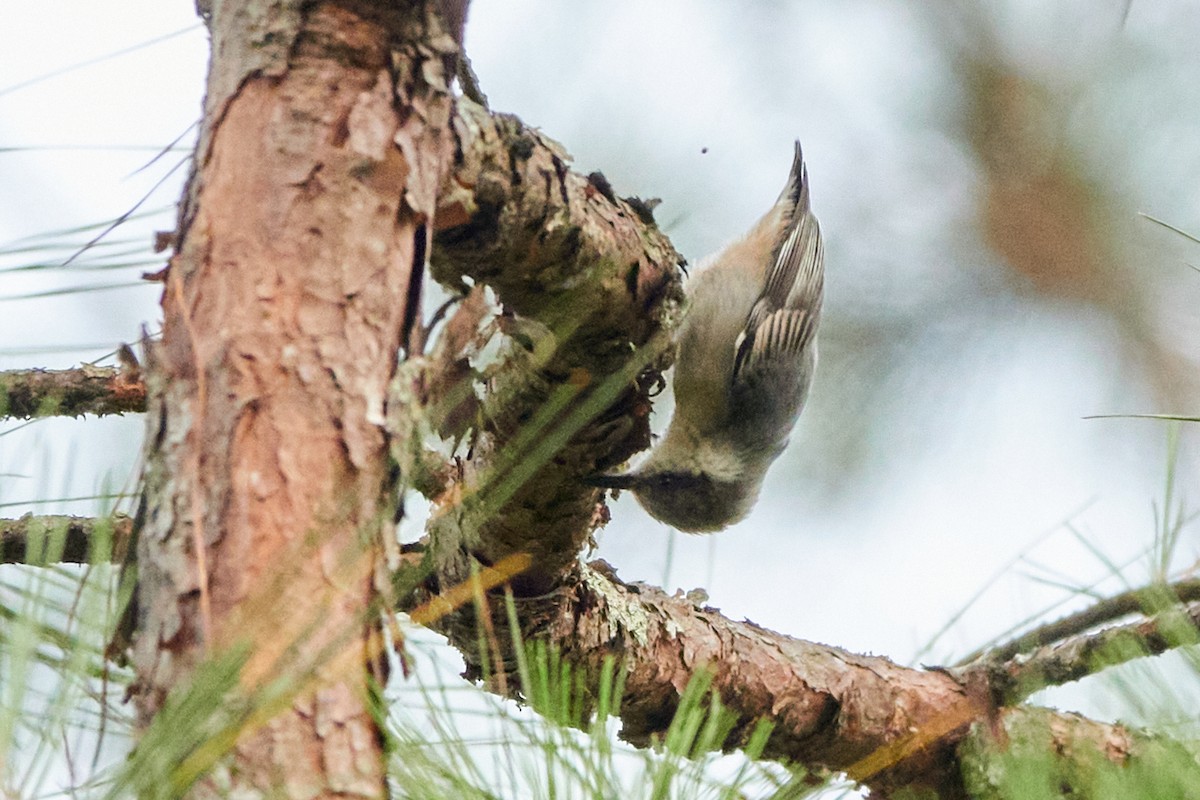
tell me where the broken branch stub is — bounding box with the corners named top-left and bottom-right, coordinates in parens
top-left (407, 100), bottom-right (685, 592)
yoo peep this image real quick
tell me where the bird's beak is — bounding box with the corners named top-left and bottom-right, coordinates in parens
top-left (583, 472), bottom-right (639, 490)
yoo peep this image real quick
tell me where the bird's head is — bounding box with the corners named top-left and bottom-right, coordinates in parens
top-left (586, 467), bottom-right (760, 533)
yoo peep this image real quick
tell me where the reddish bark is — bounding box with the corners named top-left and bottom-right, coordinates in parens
top-left (421, 560), bottom-right (1177, 798)
top-left (414, 100), bottom-right (685, 595)
top-left (133, 3), bottom-right (458, 796)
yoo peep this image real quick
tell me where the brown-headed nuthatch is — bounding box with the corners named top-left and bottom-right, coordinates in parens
top-left (590, 142), bottom-right (824, 532)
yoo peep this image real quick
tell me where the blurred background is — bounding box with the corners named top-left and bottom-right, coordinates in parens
top-left (2, 0), bottom-right (1199, 793)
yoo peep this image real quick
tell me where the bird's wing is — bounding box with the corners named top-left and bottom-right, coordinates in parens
top-left (730, 306), bottom-right (819, 378)
top-left (732, 141), bottom-right (825, 383)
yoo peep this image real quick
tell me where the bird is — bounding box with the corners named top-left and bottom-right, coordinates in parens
top-left (589, 141), bottom-right (824, 532)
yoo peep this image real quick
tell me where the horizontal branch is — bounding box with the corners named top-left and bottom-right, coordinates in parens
top-left (423, 558), bottom-right (1181, 799)
top-left (0, 366), bottom-right (146, 419)
top-left (964, 598), bottom-right (1200, 706)
top-left (958, 579), bottom-right (1200, 665)
top-left (7, 513), bottom-right (1197, 795)
top-left (0, 513), bottom-right (133, 564)
top-left (12, 511), bottom-right (1196, 714)
top-left (960, 706), bottom-right (1200, 798)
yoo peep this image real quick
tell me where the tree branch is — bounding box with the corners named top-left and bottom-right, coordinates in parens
top-left (418, 558), bottom-right (1196, 799)
top-left (392, 97), bottom-right (685, 594)
top-left (957, 579), bottom-right (1200, 666)
top-left (0, 366), bottom-right (146, 419)
top-left (960, 706), bottom-right (1200, 798)
top-left (8, 507), bottom-right (1200, 795)
top-left (962, 598), bottom-right (1200, 706)
top-left (0, 513), bottom-right (132, 564)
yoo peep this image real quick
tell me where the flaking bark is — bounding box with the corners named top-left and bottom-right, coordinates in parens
top-left (396, 98), bottom-right (685, 595)
top-left (134, 2), bottom-right (460, 796)
top-left (417, 559), bottom-right (1196, 799)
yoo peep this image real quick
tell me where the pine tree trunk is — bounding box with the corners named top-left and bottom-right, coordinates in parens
top-left (132, 2), bottom-right (461, 795)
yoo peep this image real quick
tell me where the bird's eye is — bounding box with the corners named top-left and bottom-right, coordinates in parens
top-left (650, 473), bottom-right (673, 489)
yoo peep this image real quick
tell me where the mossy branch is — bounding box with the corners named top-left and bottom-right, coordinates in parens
top-left (959, 598), bottom-right (1200, 705)
top-left (957, 578), bottom-right (1200, 666)
top-left (0, 365), bottom-right (146, 419)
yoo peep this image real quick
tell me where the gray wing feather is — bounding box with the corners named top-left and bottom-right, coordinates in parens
top-left (732, 141), bottom-right (825, 384)
top-left (734, 307), bottom-right (818, 376)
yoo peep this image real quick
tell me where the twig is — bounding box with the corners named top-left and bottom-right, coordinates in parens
top-left (0, 513), bottom-right (133, 564)
top-left (455, 51), bottom-right (489, 108)
top-left (967, 599), bottom-right (1200, 705)
top-left (958, 579), bottom-right (1200, 665)
top-left (0, 366), bottom-right (146, 419)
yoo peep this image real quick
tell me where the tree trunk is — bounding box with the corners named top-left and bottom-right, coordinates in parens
top-left (132, 2), bottom-right (460, 795)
